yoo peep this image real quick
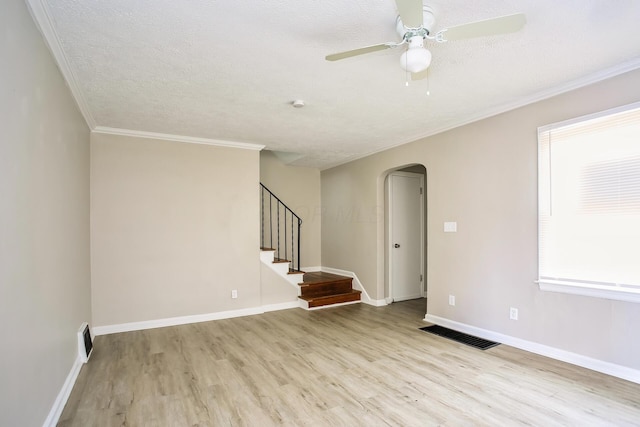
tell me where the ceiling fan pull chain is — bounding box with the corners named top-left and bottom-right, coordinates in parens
top-left (405, 53), bottom-right (410, 86)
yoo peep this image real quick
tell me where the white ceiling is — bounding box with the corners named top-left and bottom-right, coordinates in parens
top-left (28, 0), bottom-right (640, 169)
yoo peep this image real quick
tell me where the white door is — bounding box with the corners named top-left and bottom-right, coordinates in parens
top-left (389, 172), bottom-right (424, 302)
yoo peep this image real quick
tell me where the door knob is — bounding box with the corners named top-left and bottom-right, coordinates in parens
top-left (394, 243), bottom-right (400, 248)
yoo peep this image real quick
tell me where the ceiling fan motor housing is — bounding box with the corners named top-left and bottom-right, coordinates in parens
top-left (396, 5), bottom-right (436, 38)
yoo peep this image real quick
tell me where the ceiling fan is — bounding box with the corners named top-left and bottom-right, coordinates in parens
top-left (325, 0), bottom-right (526, 80)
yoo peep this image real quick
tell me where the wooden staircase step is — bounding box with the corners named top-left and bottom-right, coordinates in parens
top-left (299, 290), bottom-right (362, 308)
top-left (260, 248), bottom-right (300, 272)
top-left (297, 271), bottom-right (361, 309)
top-left (299, 271), bottom-right (353, 298)
top-left (299, 280), bottom-right (353, 298)
top-left (300, 271), bottom-right (351, 285)
top-left (261, 245), bottom-right (361, 309)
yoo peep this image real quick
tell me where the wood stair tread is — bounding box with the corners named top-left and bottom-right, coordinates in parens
top-left (299, 278), bottom-right (352, 287)
top-left (300, 271), bottom-right (352, 285)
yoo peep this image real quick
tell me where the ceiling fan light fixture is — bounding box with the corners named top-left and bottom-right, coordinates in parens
top-left (324, 2), bottom-right (526, 79)
top-left (400, 47), bottom-right (431, 73)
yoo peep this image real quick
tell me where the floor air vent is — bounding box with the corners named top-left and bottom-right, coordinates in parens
top-left (419, 325), bottom-right (499, 350)
top-left (78, 322), bottom-right (93, 363)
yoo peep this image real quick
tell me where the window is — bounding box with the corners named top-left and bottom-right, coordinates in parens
top-left (537, 102), bottom-right (640, 303)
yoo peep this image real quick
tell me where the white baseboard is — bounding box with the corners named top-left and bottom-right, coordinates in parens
top-left (52, 301), bottom-right (299, 425)
top-left (320, 267), bottom-right (387, 306)
top-left (93, 306), bottom-right (265, 336)
top-left (93, 297), bottom-right (312, 336)
top-left (262, 301), bottom-right (301, 312)
top-left (424, 314), bottom-right (640, 385)
top-left (43, 356), bottom-right (82, 427)
top-left (365, 298), bottom-right (389, 307)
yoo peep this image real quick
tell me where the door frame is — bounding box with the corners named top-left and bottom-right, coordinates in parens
top-left (387, 171), bottom-right (425, 303)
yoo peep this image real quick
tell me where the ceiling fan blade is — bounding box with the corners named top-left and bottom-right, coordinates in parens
top-left (440, 13), bottom-right (526, 42)
top-left (325, 43), bottom-right (397, 61)
top-left (395, 0), bottom-right (424, 28)
top-left (411, 69), bottom-right (428, 81)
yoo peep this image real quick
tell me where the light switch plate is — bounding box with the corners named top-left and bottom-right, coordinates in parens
top-left (444, 222), bottom-right (457, 232)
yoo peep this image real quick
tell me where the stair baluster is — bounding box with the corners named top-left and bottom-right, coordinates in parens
top-left (260, 183), bottom-right (302, 273)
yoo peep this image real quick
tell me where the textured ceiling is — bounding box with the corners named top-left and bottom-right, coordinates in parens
top-left (29, 0), bottom-right (640, 168)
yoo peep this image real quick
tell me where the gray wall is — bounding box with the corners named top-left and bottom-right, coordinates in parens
top-left (321, 69), bottom-right (640, 370)
top-left (0, 0), bottom-right (91, 425)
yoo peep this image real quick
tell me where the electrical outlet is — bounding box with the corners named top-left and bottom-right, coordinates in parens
top-left (231, 290), bottom-right (238, 299)
top-left (510, 307), bottom-right (519, 320)
top-left (449, 295), bottom-right (455, 306)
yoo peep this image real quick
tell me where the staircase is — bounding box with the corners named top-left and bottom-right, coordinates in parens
top-left (261, 183), bottom-right (302, 273)
top-left (298, 271), bottom-right (361, 309)
top-left (260, 248), bottom-right (361, 310)
top-left (260, 183), bottom-right (361, 310)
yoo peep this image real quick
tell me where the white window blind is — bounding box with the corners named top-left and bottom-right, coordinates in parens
top-left (537, 102), bottom-right (640, 303)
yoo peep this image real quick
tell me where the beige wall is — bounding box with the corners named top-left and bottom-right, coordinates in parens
top-left (260, 262), bottom-right (299, 306)
top-left (260, 151), bottom-right (321, 267)
top-left (0, 1), bottom-right (91, 425)
top-left (321, 68), bottom-right (640, 370)
top-left (91, 133), bottom-right (261, 326)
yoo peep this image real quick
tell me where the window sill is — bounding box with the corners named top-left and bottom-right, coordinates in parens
top-left (537, 279), bottom-right (640, 304)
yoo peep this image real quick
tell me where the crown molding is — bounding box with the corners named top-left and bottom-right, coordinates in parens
top-left (322, 58), bottom-right (640, 171)
top-left (93, 127), bottom-right (265, 151)
top-left (25, 0), bottom-right (96, 129)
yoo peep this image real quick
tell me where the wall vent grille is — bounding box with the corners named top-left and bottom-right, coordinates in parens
top-left (78, 322), bottom-right (93, 363)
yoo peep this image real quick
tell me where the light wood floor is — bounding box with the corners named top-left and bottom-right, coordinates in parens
top-left (59, 299), bottom-right (640, 426)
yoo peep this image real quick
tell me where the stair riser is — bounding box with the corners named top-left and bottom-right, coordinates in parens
top-left (298, 271), bottom-right (360, 309)
top-left (300, 280), bottom-right (353, 298)
top-left (308, 292), bottom-right (361, 308)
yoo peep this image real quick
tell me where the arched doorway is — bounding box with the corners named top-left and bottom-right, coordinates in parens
top-left (384, 164), bottom-right (427, 305)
